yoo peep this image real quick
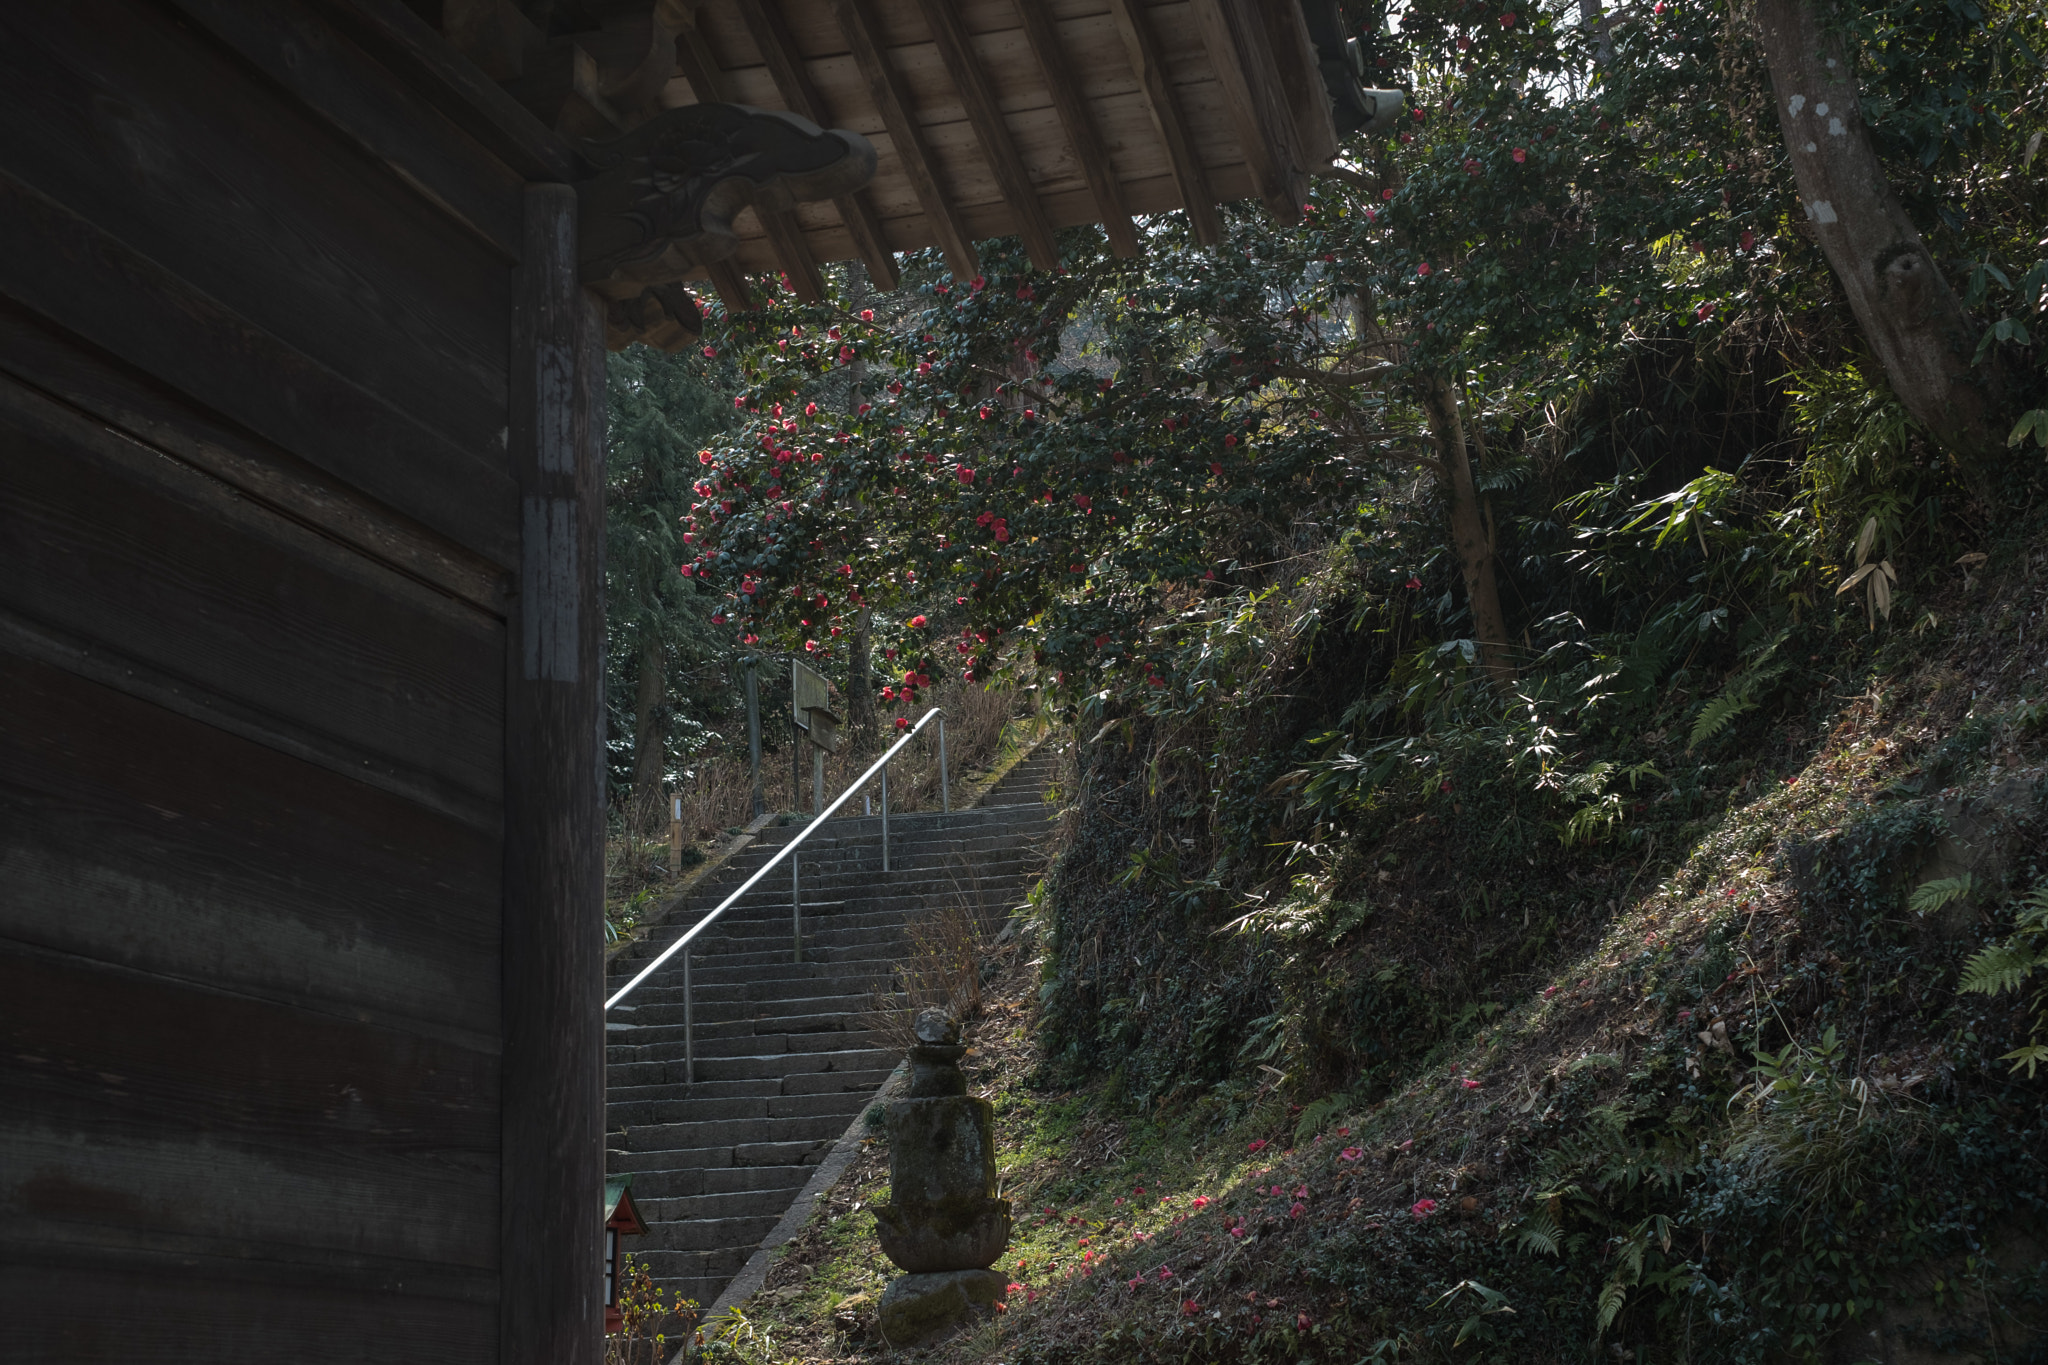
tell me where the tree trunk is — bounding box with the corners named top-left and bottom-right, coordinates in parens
top-left (1418, 374), bottom-right (1515, 686)
top-left (629, 640), bottom-right (666, 832)
top-left (1753, 0), bottom-right (2001, 462)
top-left (847, 606), bottom-right (875, 746)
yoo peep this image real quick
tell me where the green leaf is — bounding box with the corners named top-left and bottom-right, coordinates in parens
top-left (2008, 409), bottom-right (2048, 450)
top-left (1909, 874), bottom-right (1976, 916)
top-left (1958, 942), bottom-right (2046, 996)
top-left (1689, 691), bottom-right (1755, 751)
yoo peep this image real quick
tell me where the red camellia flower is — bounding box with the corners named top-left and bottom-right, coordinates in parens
top-left (1182, 1299), bottom-right (1200, 1317)
top-left (1382, 187), bottom-right (1396, 201)
top-left (957, 466), bottom-right (975, 484)
top-left (1696, 300), bottom-right (1717, 321)
top-left (908, 615), bottom-right (927, 628)
top-left (979, 406), bottom-right (993, 420)
top-left (1417, 261), bottom-right (1433, 276)
top-left (1740, 228), bottom-right (1757, 252)
top-left (1456, 34), bottom-right (1471, 50)
top-left (803, 639), bottom-right (817, 652)
top-left (1500, 10), bottom-right (1516, 24)
top-left (1298, 1312), bottom-right (1314, 1332)
top-left (1210, 462), bottom-right (1223, 476)
top-left (894, 716), bottom-right (909, 730)
top-left (1464, 158), bottom-right (1482, 176)
top-left (1512, 146), bottom-right (1528, 163)
top-left (1223, 433), bottom-right (1238, 447)
top-left (1410, 1198), bottom-right (1438, 1220)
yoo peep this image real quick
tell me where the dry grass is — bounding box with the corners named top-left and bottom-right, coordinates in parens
top-left (859, 853), bottom-right (1015, 1055)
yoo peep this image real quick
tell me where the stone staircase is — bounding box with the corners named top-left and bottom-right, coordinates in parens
top-left (602, 741), bottom-right (1062, 1312)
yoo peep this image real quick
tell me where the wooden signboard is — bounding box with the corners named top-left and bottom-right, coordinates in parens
top-left (791, 658), bottom-right (844, 753)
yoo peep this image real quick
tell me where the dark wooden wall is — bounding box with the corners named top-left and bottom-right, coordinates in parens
top-left (0, 3), bottom-right (601, 1359)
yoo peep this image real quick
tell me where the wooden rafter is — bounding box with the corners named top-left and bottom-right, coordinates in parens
top-left (1010, 0), bottom-right (1139, 259)
top-left (1105, 0), bottom-right (1221, 246)
top-left (913, 0), bottom-right (1059, 272)
top-left (734, 0), bottom-right (902, 290)
top-left (1191, 0), bottom-right (1306, 227)
top-left (1257, 0), bottom-right (1338, 170)
top-left (833, 0), bottom-right (980, 281)
top-left (673, 9), bottom-right (828, 303)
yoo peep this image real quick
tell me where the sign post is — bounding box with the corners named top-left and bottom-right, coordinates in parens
top-left (745, 661), bottom-right (764, 818)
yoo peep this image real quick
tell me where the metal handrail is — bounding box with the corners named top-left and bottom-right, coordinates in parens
top-left (604, 707), bottom-right (951, 1080)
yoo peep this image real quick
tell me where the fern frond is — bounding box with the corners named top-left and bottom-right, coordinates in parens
top-left (1596, 1279), bottom-right (1628, 1335)
top-left (1293, 1093), bottom-right (1350, 1140)
top-left (1958, 943), bottom-right (2046, 997)
top-left (1689, 692), bottom-right (1755, 750)
top-left (1514, 1199), bottom-right (1562, 1257)
top-left (1909, 875), bottom-right (1976, 917)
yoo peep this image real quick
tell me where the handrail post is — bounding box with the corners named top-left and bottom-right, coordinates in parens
top-left (938, 714), bottom-right (949, 813)
top-left (880, 761), bottom-right (890, 873)
top-left (682, 950), bottom-right (694, 1086)
top-left (791, 844), bottom-right (802, 963)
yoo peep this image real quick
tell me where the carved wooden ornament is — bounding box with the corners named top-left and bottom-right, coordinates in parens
top-left (577, 103), bottom-right (876, 351)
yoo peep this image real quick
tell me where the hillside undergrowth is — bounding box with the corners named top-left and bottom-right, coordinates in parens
top-left (700, 523), bottom-right (2048, 1365)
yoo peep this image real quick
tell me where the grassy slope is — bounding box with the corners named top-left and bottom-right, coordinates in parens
top-left (693, 544), bottom-right (2048, 1365)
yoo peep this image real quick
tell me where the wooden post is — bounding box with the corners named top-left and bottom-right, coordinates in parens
top-left (501, 182), bottom-right (606, 1365)
top-left (668, 794), bottom-right (683, 875)
top-left (746, 661), bottom-right (764, 818)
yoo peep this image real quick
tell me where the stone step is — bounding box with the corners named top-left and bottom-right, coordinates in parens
top-left (606, 1086), bottom-right (870, 1130)
top-left (612, 990), bottom-right (875, 1029)
top-left (636, 1187), bottom-right (801, 1225)
top-left (614, 1163), bottom-right (816, 1202)
top-left (607, 739), bottom-right (1056, 1312)
top-left (641, 1214), bottom-right (783, 1255)
top-left (608, 1136), bottom-right (833, 1173)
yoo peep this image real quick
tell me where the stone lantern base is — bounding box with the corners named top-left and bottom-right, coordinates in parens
top-left (876, 1268), bottom-right (1009, 1345)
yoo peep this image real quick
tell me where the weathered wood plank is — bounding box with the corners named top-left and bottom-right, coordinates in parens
top-left (1013, 0), bottom-right (1140, 257)
top-left (0, 170), bottom-right (518, 569)
top-left (331, 0), bottom-right (583, 182)
top-left (734, 0), bottom-right (902, 287)
top-left (0, 3), bottom-right (511, 457)
top-left (1190, 0), bottom-right (1305, 224)
top-left (0, 374), bottom-right (504, 814)
top-left (1, 1260), bottom-right (493, 1364)
top-left (166, 0), bottom-right (524, 256)
top-left (0, 650), bottom-right (501, 1041)
top-left (0, 943), bottom-right (497, 1268)
top-left (1108, 0), bottom-right (1222, 243)
top-left (913, 0), bottom-right (1061, 270)
top-left (499, 183), bottom-right (606, 1365)
top-left (0, 298), bottom-right (507, 614)
top-left (1256, 0), bottom-right (1337, 170)
top-left (673, 8), bottom-right (830, 302)
top-left (834, 0), bottom-right (981, 278)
